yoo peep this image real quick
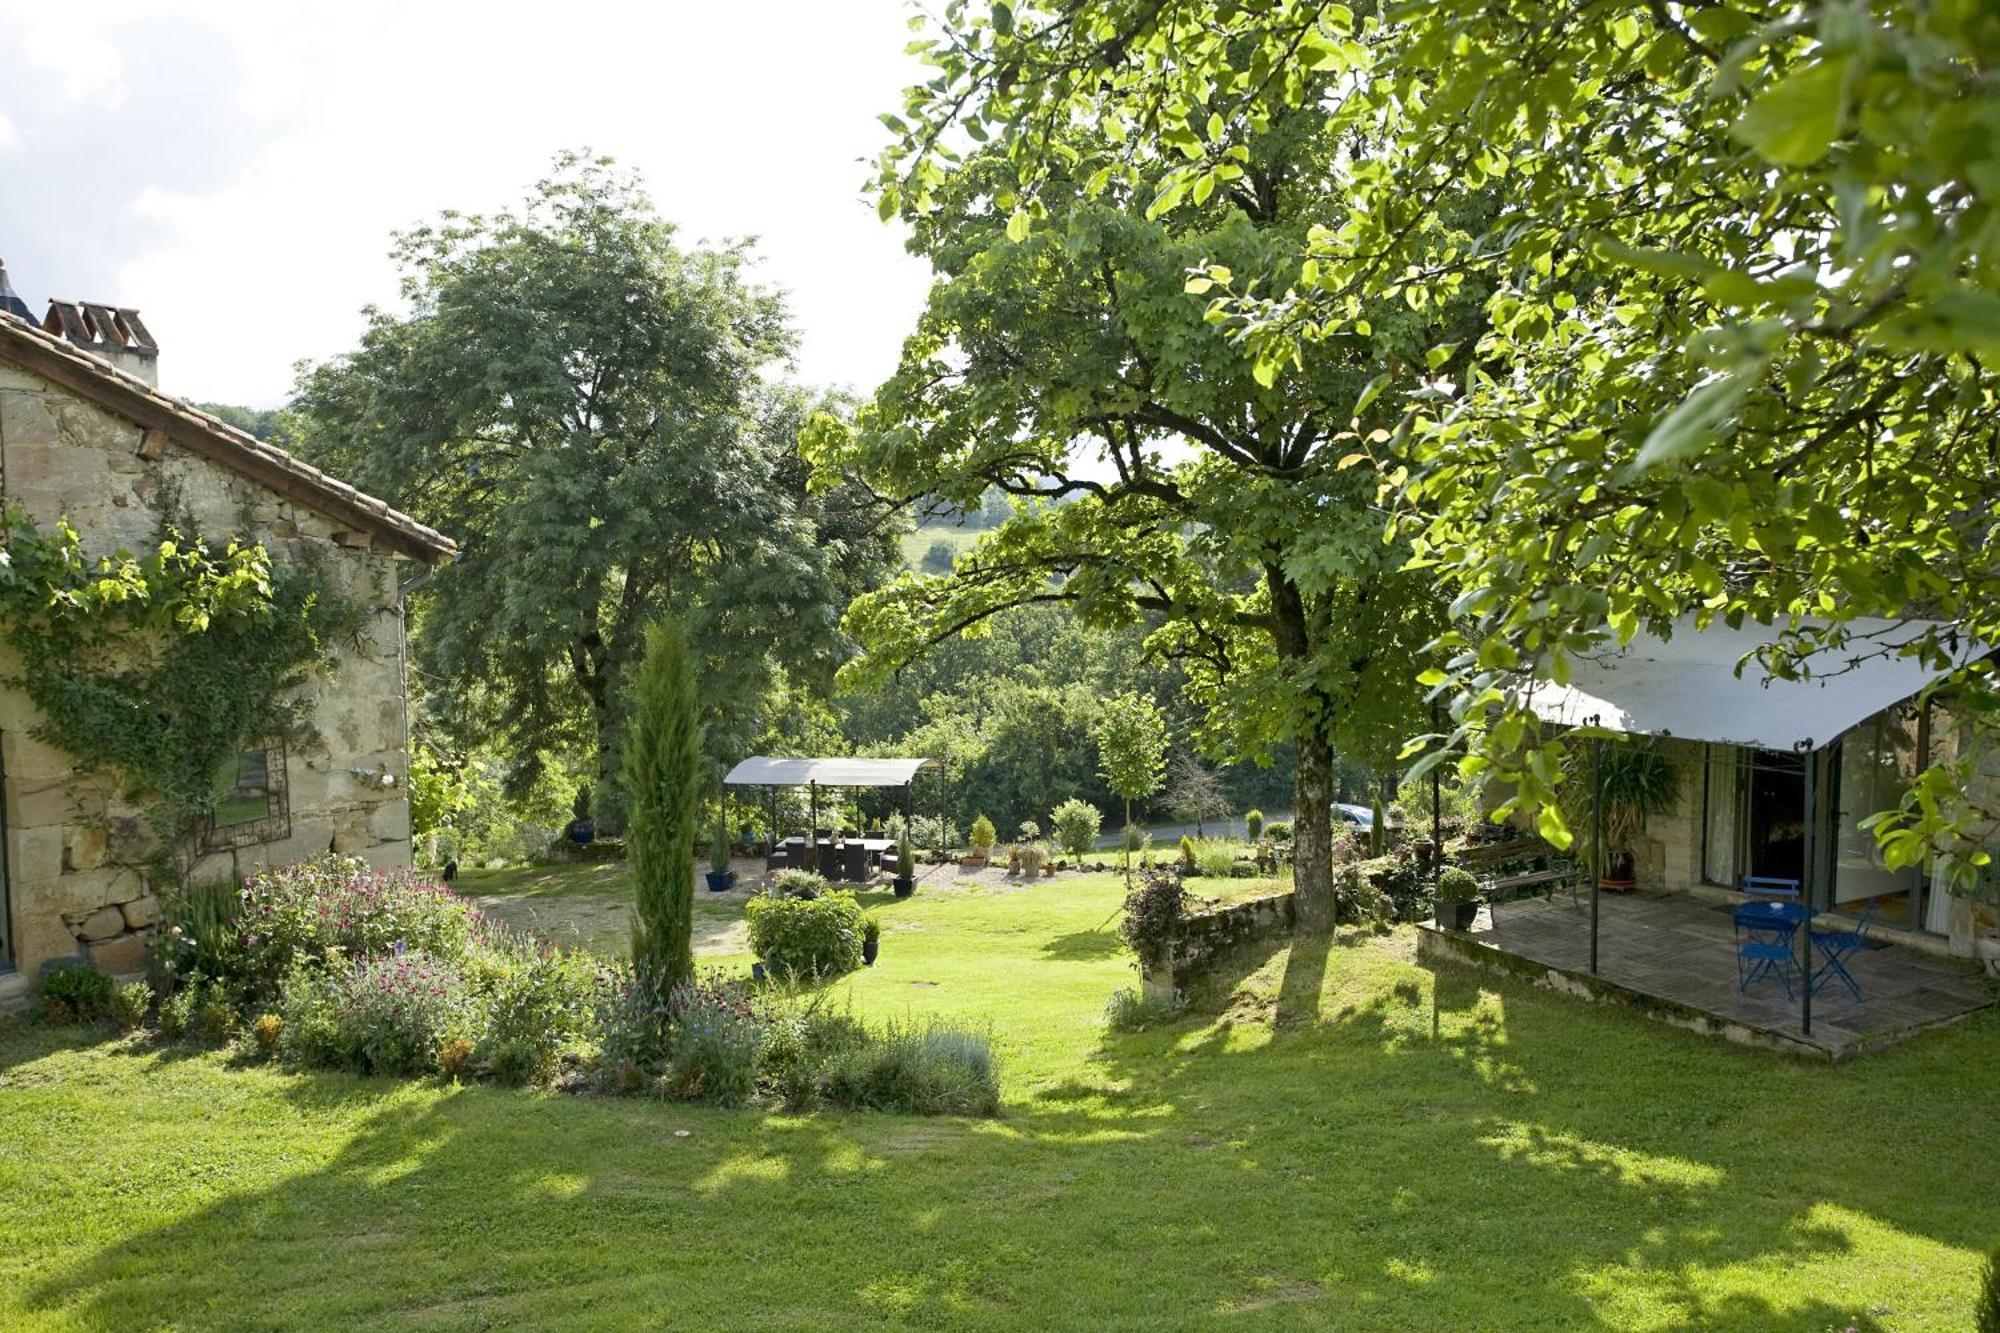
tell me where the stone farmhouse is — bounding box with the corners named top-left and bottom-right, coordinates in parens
top-left (0, 263), bottom-right (454, 998)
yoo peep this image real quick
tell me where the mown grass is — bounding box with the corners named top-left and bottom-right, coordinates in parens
top-left (0, 870), bottom-right (1995, 1329)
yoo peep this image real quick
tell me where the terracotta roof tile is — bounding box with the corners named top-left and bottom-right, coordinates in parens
top-left (0, 313), bottom-right (455, 561)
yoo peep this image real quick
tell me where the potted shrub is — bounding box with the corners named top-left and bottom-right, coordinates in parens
top-left (893, 838), bottom-right (916, 898)
top-left (1021, 841), bottom-right (1047, 878)
top-left (1434, 866), bottom-right (1480, 931)
top-left (862, 914), bottom-right (881, 966)
top-left (705, 816), bottom-right (736, 894)
top-left (1006, 843), bottom-right (1022, 875)
top-left (965, 814), bottom-right (996, 868)
top-left (1245, 808), bottom-right (1264, 843)
top-left (1565, 741), bottom-right (1680, 891)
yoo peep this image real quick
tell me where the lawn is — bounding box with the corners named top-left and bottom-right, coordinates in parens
top-left (1, 869), bottom-right (1995, 1329)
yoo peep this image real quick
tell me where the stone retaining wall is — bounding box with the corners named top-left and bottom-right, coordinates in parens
top-left (1142, 889), bottom-right (1295, 1000)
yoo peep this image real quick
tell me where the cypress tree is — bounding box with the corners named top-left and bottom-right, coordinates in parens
top-left (625, 619), bottom-right (699, 993)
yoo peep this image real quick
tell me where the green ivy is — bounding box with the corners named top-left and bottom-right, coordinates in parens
top-left (0, 504), bottom-right (362, 880)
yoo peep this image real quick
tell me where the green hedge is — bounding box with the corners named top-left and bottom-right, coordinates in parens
top-left (746, 889), bottom-right (865, 981)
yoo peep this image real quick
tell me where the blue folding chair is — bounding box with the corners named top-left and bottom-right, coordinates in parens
top-left (1810, 899), bottom-right (1877, 1001)
top-left (1738, 938), bottom-right (1797, 998)
top-left (1735, 876), bottom-right (1804, 940)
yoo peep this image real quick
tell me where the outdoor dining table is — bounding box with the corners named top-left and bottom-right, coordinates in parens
top-left (776, 836), bottom-right (895, 881)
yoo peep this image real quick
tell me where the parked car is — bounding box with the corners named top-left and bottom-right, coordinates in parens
top-left (1333, 803), bottom-right (1404, 833)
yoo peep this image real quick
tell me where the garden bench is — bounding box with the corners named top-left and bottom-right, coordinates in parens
top-left (1481, 864), bottom-right (1582, 914)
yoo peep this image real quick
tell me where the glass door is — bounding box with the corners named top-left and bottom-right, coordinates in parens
top-left (1746, 749), bottom-right (1807, 887)
top-left (1830, 706), bottom-right (1924, 930)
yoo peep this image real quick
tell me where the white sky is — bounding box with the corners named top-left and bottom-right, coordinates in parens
top-left (0, 0), bottom-right (936, 407)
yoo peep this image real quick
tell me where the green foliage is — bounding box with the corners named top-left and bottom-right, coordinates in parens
top-left (1050, 798), bottom-right (1102, 859)
top-left (1191, 838), bottom-right (1237, 879)
top-left (1560, 742), bottom-right (1681, 864)
top-left (468, 939), bottom-right (601, 1085)
top-left (154, 877), bottom-right (243, 990)
top-left (1104, 986), bottom-right (1187, 1032)
top-left (170, 855), bottom-right (480, 1003)
top-left (817, 1019), bottom-right (1000, 1117)
top-left (280, 952), bottom-right (479, 1077)
top-left (1245, 809), bottom-right (1264, 842)
top-left (155, 982), bottom-right (199, 1040)
top-left (407, 745), bottom-right (472, 842)
top-left (37, 961), bottom-right (114, 1024)
top-left (110, 981), bottom-right (153, 1033)
top-left (745, 890), bottom-right (866, 981)
top-left (1177, 834), bottom-right (1197, 869)
top-left (0, 506), bottom-right (357, 877)
top-left (822, 41), bottom-right (1460, 927)
top-left (895, 839), bottom-right (916, 879)
top-left (1436, 868), bottom-right (1479, 904)
top-left (1092, 693), bottom-right (1168, 808)
top-left (768, 869), bottom-right (830, 900)
top-left (625, 619), bottom-right (700, 993)
top-left (892, 0), bottom-right (2000, 876)
top-left (292, 153), bottom-right (893, 814)
top-left (1117, 867), bottom-right (1188, 971)
top-left (968, 813), bottom-right (997, 853)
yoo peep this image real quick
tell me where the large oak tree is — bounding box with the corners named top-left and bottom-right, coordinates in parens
top-left (870, 0), bottom-right (2000, 890)
top-left (294, 155), bottom-right (891, 819)
top-left (811, 89), bottom-right (1459, 928)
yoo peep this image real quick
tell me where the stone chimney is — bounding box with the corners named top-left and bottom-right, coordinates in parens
top-left (0, 259), bottom-right (32, 323)
top-left (43, 298), bottom-right (159, 387)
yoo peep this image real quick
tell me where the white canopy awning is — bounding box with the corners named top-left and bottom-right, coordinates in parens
top-left (722, 756), bottom-right (937, 788)
top-left (1517, 616), bottom-right (1986, 752)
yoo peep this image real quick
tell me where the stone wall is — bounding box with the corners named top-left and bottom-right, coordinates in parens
top-left (1142, 889), bottom-right (1296, 1000)
top-left (0, 358), bottom-right (417, 979)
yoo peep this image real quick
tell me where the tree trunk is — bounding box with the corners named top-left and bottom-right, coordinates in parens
top-left (1269, 566), bottom-right (1335, 932)
top-left (1292, 729), bottom-right (1336, 932)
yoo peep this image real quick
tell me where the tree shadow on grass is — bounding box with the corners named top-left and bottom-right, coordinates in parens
top-left (11, 936), bottom-right (1995, 1330)
top-left (1039, 928), bottom-right (1125, 961)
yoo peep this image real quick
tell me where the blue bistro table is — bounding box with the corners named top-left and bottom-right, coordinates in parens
top-left (1733, 898), bottom-right (1809, 943)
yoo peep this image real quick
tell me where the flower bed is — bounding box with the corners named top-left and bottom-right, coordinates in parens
top-left (98, 853), bottom-right (998, 1116)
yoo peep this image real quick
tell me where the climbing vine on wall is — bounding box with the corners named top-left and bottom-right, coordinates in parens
top-left (0, 503), bottom-right (363, 881)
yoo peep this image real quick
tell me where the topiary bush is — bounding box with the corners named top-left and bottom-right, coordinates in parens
top-left (1245, 809), bottom-right (1264, 842)
top-left (1265, 819), bottom-right (1292, 843)
top-left (1436, 866), bottom-right (1479, 901)
top-left (746, 889), bottom-right (866, 981)
top-left (967, 814), bottom-right (997, 857)
top-left (1051, 798), bottom-right (1103, 859)
top-left (38, 961), bottom-right (114, 1024)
